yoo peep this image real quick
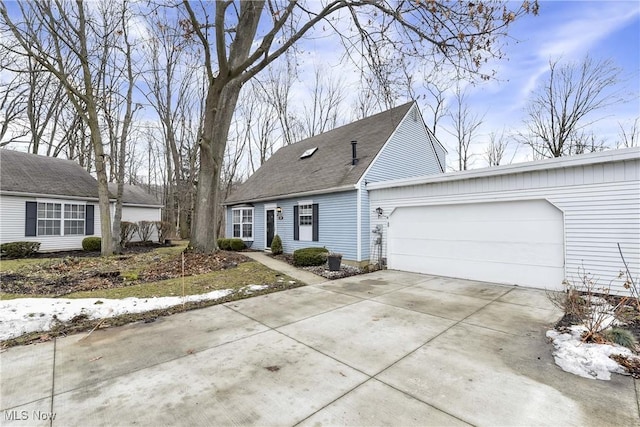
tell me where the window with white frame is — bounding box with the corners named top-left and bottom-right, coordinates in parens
top-left (232, 208), bottom-right (253, 239)
top-left (37, 202), bottom-right (61, 236)
top-left (299, 204), bottom-right (313, 225)
top-left (64, 204), bottom-right (85, 235)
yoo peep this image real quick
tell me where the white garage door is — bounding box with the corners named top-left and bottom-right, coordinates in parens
top-left (387, 200), bottom-right (565, 290)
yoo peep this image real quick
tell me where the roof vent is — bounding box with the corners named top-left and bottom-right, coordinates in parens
top-left (351, 140), bottom-right (358, 165)
top-left (300, 147), bottom-right (318, 159)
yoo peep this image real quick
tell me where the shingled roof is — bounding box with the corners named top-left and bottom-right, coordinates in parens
top-left (225, 102), bottom-right (414, 204)
top-left (107, 183), bottom-right (162, 206)
top-left (1, 150), bottom-right (162, 206)
top-left (0, 149), bottom-right (99, 199)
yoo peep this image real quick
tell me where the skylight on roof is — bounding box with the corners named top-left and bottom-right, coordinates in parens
top-left (300, 147), bottom-right (318, 159)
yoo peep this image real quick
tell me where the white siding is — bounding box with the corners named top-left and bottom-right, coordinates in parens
top-left (114, 205), bottom-right (162, 242)
top-left (0, 195), bottom-right (101, 252)
top-left (369, 152), bottom-right (640, 295)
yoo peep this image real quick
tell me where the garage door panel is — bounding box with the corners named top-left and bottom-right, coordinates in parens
top-left (387, 200), bottom-right (565, 289)
top-left (389, 253), bottom-right (563, 288)
top-left (393, 220), bottom-right (562, 244)
top-left (392, 238), bottom-right (563, 268)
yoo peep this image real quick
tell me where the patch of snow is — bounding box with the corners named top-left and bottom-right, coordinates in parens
top-left (0, 289), bottom-right (233, 341)
top-left (244, 284), bottom-right (268, 292)
top-left (546, 325), bottom-right (636, 381)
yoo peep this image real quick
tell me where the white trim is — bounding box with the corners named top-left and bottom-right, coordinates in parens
top-left (36, 197), bottom-right (86, 205)
top-left (1, 191), bottom-right (100, 202)
top-left (356, 184), bottom-right (361, 261)
top-left (224, 185), bottom-right (353, 206)
top-left (264, 203), bottom-right (277, 249)
top-left (231, 206), bottom-right (255, 241)
top-left (368, 147), bottom-right (640, 190)
top-left (297, 199), bottom-right (313, 206)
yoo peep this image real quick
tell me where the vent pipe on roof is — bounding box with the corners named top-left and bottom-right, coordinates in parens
top-left (351, 140), bottom-right (358, 165)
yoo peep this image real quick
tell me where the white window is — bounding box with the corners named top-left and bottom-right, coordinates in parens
top-left (37, 202), bottom-right (61, 236)
top-left (64, 204), bottom-right (85, 235)
top-left (36, 202), bottom-right (85, 236)
top-left (232, 208), bottom-right (253, 240)
top-left (299, 204), bottom-right (313, 226)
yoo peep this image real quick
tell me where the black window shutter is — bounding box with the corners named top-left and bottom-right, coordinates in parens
top-left (293, 205), bottom-right (299, 241)
top-left (85, 205), bottom-right (94, 235)
top-left (25, 201), bottom-right (37, 236)
top-left (312, 203), bottom-right (319, 242)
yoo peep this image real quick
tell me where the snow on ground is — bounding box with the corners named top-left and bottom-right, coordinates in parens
top-left (0, 285), bottom-right (271, 341)
top-left (546, 326), bottom-right (638, 381)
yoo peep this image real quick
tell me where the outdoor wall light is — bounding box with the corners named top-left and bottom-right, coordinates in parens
top-left (276, 207), bottom-right (283, 220)
top-left (375, 207), bottom-right (383, 217)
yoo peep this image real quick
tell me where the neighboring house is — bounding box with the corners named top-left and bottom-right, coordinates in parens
top-left (0, 150), bottom-right (163, 251)
top-left (107, 183), bottom-right (163, 242)
top-left (224, 101), bottom-right (446, 265)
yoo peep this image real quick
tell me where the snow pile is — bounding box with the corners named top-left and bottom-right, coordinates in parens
top-left (0, 284), bottom-right (272, 341)
top-left (546, 326), bottom-right (637, 380)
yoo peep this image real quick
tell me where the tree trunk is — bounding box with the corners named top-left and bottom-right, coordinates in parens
top-left (189, 79), bottom-right (242, 252)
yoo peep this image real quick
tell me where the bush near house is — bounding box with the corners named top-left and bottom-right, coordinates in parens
top-left (82, 237), bottom-right (102, 252)
top-left (137, 221), bottom-right (155, 242)
top-left (156, 221), bottom-right (173, 244)
top-left (0, 241), bottom-right (41, 258)
top-left (271, 235), bottom-right (283, 255)
top-left (293, 247), bottom-right (328, 267)
top-left (229, 239), bottom-right (246, 251)
top-left (217, 238), bottom-right (231, 250)
top-left (216, 238), bottom-right (245, 251)
top-left (120, 221), bottom-right (138, 247)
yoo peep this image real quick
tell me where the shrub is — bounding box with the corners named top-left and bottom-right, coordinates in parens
top-left (156, 221), bottom-right (173, 243)
top-left (120, 221), bottom-right (138, 247)
top-left (0, 241), bottom-right (41, 258)
top-left (271, 235), bottom-right (283, 255)
top-left (602, 328), bottom-right (638, 350)
top-left (137, 221), bottom-right (154, 242)
top-left (293, 247), bottom-right (328, 267)
top-left (229, 238), bottom-right (246, 251)
top-left (82, 237), bottom-right (102, 252)
top-left (217, 238), bottom-right (231, 250)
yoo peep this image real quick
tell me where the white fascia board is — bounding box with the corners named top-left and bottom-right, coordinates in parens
top-left (367, 147), bottom-right (640, 190)
top-left (224, 184), bottom-right (355, 206)
top-left (0, 190), bottom-right (101, 202)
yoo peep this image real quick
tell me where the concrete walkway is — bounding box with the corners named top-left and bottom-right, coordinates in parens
top-left (1, 270), bottom-right (639, 426)
top-left (244, 251), bottom-right (327, 285)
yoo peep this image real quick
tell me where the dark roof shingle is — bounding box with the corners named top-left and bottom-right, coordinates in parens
top-left (225, 102), bottom-right (414, 204)
top-left (0, 149), bottom-right (99, 198)
top-left (1, 150), bottom-right (162, 206)
top-left (107, 183), bottom-right (162, 206)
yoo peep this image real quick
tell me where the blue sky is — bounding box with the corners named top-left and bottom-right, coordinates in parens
top-left (440, 0), bottom-right (640, 166)
top-left (286, 1), bottom-right (640, 169)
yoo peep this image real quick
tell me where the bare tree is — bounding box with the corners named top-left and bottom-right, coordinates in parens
top-left (180, 0), bottom-right (537, 252)
top-left (0, 72), bottom-right (28, 146)
top-left (0, 0), bottom-right (135, 255)
top-left (618, 117), bottom-right (639, 148)
top-left (519, 56), bottom-right (624, 157)
top-left (302, 66), bottom-right (346, 138)
top-left (484, 130), bottom-right (509, 166)
top-left (446, 85), bottom-right (484, 171)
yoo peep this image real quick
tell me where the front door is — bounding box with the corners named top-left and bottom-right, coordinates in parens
top-left (266, 209), bottom-right (275, 248)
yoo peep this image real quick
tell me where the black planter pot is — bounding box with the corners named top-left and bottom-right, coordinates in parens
top-left (327, 255), bottom-right (342, 271)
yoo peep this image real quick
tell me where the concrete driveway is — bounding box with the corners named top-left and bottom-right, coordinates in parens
top-left (1, 271), bottom-right (638, 426)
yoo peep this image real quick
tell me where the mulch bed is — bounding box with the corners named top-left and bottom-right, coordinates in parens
top-left (1, 248), bottom-right (250, 297)
top-left (268, 253), bottom-right (376, 280)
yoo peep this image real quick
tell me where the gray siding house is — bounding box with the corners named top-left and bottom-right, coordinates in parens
top-left (224, 102), bottom-right (446, 265)
top-left (0, 150), bottom-right (163, 251)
